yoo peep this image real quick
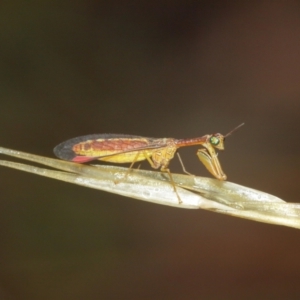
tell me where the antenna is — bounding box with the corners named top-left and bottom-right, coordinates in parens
top-left (224, 123), bottom-right (245, 138)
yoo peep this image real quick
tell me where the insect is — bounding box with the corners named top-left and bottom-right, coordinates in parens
top-left (54, 123), bottom-right (244, 203)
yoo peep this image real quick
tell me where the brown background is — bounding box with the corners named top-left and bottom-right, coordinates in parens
top-left (1, 1), bottom-right (300, 299)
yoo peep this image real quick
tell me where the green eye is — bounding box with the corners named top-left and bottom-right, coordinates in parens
top-left (210, 136), bottom-right (220, 146)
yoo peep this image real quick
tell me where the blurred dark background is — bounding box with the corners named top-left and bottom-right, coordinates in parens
top-left (1, 1), bottom-right (300, 299)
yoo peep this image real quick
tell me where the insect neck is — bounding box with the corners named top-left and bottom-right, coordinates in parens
top-left (175, 135), bottom-right (210, 148)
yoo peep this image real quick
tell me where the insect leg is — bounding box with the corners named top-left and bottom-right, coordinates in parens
top-left (176, 153), bottom-right (194, 175)
top-left (144, 149), bottom-right (182, 204)
top-left (160, 166), bottom-right (182, 204)
top-left (114, 151), bottom-right (141, 184)
top-left (197, 147), bottom-right (227, 180)
top-left (143, 153), bottom-right (157, 169)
